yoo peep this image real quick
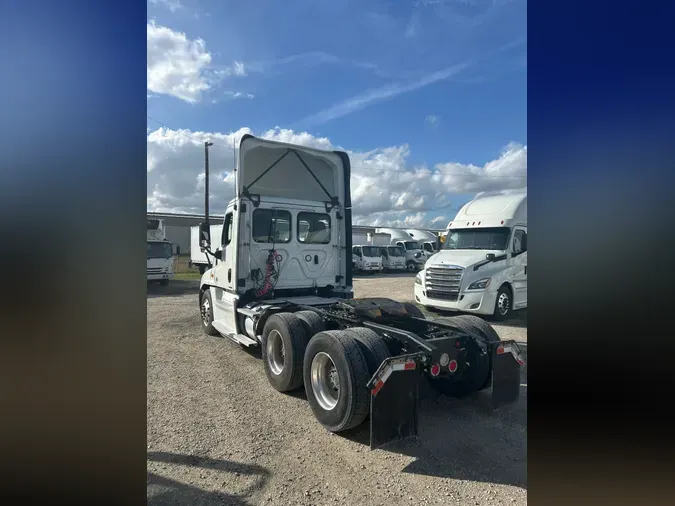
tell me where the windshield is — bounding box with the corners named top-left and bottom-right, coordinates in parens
top-left (361, 246), bottom-right (380, 257)
top-left (147, 241), bottom-right (173, 259)
top-left (444, 227), bottom-right (510, 251)
top-left (423, 242), bottom-right (436, 253)
top-left (387, 246), bottom-right (405, 256)
top-left (403, 241), bottom-right (420, 251)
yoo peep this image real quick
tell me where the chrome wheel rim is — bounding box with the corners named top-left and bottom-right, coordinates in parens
top-left (310, 352), bottom-right (340, 411)
top-left (266, 330), bottom-right (285, 376)
top-left (201, 298), bottom-right (211, 326)
top-left (498, 293), bottom-right (510, 315)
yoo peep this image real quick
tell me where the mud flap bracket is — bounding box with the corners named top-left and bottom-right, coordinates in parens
top-left (367, 352), bottom-right (425, 450)
top-left (489, 340), bottom-right (523, 408)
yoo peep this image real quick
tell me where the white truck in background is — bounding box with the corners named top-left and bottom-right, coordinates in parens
top-left (368, 232), bottom-right (406, 271)
top-left (375, 228), bottom-right (425, 272)
top-left (414, 193), bottom-right (527, 320)
top-left (405, 229), bottom-right (440, 258)
top-left (352, 231), bottom-right (383, 273)
top-left (147, 218), bottom-right (180, 285)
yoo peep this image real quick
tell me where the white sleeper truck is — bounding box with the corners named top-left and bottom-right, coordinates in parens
top-left (414, 193), bottom-right (527, 320)
top-left (196, 135), bottom-right (524, 448)
top-left (147, 218), bottom-right (179, 285)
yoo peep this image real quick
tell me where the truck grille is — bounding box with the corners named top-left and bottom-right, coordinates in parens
top-left (426, 290), bottom-right (459, 301)
top-left (425, 266), bottom-right (464, 296)
top-left (147, 268), bottom-right (164, 275)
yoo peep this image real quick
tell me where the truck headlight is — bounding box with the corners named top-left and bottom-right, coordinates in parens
top-left (467, 278), bottom-right (491, 290)
top-left (415, 273), bottom-right (423, 286)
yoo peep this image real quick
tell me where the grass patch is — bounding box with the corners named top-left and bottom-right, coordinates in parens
top-left (174, 272), bottom-right (201, 281)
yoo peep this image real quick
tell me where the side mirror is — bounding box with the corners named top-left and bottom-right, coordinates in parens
top-left (172, 244), bottom-right (180, 257)
top-left (486, 253), bottom-right (496, 261)
top-left (199, 222), bottom-right (211, 250)
top-left (214, 249), bottom-right (223, 261)
top-left (521, 235), bottom-right (527, 252)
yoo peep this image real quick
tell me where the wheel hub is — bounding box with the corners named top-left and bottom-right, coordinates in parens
top-left (266, 330), bottom-right (285, 376)
top-left (498, 293), bottom-right (509, 315)
top-left (201, 299), bottom-right (211, 325)
top-left (310, 352), bottom-right (340, 411)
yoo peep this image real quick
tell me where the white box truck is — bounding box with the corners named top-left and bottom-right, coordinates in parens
top-left (414, 193), bottom-right (527, 320)
top-left (147, 218), bottom-right (180, 285)
top-left (375, 228), bottom-right (425, 272)
top-left (352, 231), bottom-right (383, 273)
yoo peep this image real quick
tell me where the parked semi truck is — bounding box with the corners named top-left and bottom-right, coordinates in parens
top-left (147, 218), bottom-right (179, 285)
top-left (414, 193), bottom-right (527, 320)
top-left (195, 135), bottom-right (524, 448)
top-left (406, 229), bottom-right (440, 257)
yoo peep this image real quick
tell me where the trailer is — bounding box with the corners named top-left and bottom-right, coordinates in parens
top-left (196, 135), bottom-right (524, 449)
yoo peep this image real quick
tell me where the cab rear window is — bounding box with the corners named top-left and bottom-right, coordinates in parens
top-left (252, 209), bottom-right (291, 243)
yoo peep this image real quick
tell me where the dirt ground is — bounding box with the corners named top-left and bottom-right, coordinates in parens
top-left (147, 275), bottom-right (527, 505)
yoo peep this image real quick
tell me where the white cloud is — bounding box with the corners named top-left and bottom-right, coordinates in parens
top-left (147, 22), bottom-right (250, 103)
top-left (147, 127), bottom-right (526, 228)
top-left (425, 114), bottom-right (440, 127)
top-left (149, 0), bottom-right (184, 13)
top-left (297, 61), bottom-right (471, 127)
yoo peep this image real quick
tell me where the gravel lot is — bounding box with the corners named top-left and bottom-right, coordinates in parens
top-left (147, 274), bottom-right (527, 505)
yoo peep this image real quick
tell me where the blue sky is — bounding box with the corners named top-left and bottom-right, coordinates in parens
top-left (147, 0), bottom-right (527, 227)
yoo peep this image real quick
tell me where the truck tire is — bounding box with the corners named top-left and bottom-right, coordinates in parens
top-left (493, 284), bottom-right (513, 320)
top-left (303, 330), bottom-right (370, 432)
top-left (294, 310), bottom-right (325, 338)
top-left (261, 313), bottom-right (309, 392)
top-left (403, 302), bottom-right (425, 319)
top-left (343, 327), bottom-right (391, 376)
top-left (428, 316), bottom-right (495, 397)
top-left (450, 315), bottom-right (501, 346)
top-left (200, 290), bottom-right (220, 337)
top-left (406, 261), bottom-right (416, 272)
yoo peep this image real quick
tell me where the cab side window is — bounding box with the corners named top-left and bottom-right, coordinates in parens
top-left (222, 213), bottom-right (233, 247)
top-left (512, 229), bottom-right (527, 254)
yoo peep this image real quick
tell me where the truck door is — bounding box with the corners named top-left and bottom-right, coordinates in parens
top-left (211, 208), bottom-right (238, 332)
top-left (510, 227), bottom-right (527, 309)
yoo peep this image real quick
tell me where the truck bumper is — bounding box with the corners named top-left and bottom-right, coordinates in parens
top-left (147, 273), bottom-right (174, 281)
top-left (361, 265), bottom-right (382, 272)
top-left (414, 284), bottom-right (497, 315)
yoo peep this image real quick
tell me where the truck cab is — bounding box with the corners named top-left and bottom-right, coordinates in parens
top-left (197, 135), bottom-right (353, 341)
top-left (352, 245), bottom-right (383, 273)
top-left (414, 193), bottom-right (527, 319)
top-left (379, 245), bottom-right (406, 271)
top-left (147, 219), bottom-right (179, 285)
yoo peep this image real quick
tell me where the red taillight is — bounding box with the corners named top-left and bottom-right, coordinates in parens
top-left (430, 364), bottom-right (440, 376)
top-left (448, 360), bottom-right (458, 373)
top-left (455, 340), bottom-right (461, 347)
top-left (496, 345), bottom-right (505, 354)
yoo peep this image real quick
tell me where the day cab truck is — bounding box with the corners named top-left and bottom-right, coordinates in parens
top-left (406, 229), bottom-right (440, 258)
top-left (147, 218), bottom-right (180, 285)
top-left (414, 193), bottom-right (527, 320)
top-left (196, 135), bottom-right (524, 448)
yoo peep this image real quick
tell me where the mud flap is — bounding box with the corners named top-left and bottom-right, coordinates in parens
top-left (366, 353), bottom-right (425, 450)
top-left (489, 341), bottom-right (524, 409)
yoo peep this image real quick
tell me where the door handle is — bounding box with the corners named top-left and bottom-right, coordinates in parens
top-left (524, 266), bottom-right (527, 275)
top-left (228, 269), bottom-right (232, 282)
top-left (314, 255), bottom-right (319, 265)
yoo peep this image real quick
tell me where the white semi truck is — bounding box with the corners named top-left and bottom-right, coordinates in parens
top-left (195, 135), bottom-right (524, 448)
top-left (405, 229), bottom-right (440, 257)
top-left (147, 218), bottom-right (179, 285)
top-left (414, 193), bottom-right (527, 320)
top-left (375, 228), bottom-right (426, 272)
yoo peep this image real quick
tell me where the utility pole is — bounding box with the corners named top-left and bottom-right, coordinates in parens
top-left (204, 141), bottom-right (214, 226)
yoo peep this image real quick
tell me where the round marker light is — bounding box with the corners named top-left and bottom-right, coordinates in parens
top-left (448, 360), bottom-right (458, 373)
top-left (430, 364), bottom-right (441, 377)
top-left (439, 353), bottom-right (450, 367)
